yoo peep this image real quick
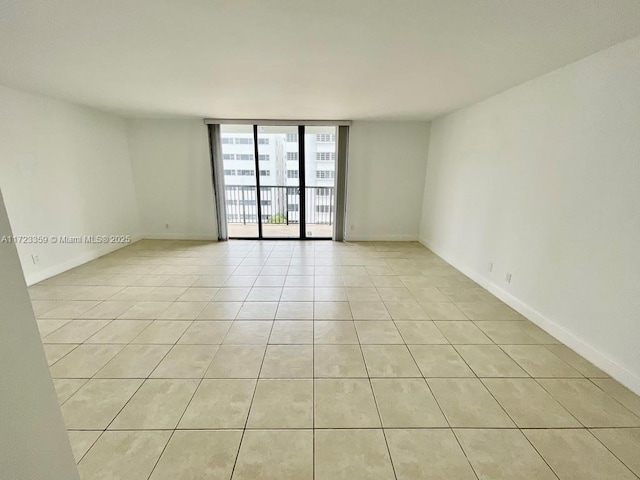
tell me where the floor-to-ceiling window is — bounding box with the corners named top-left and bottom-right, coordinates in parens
top-left (219, 123), bottom-right (339, 240)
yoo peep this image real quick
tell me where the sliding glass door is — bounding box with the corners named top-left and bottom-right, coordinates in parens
top-left (304, 126), bottom-right (337, 239)
top-left (257, 125), bottom-right (301, 238)
top-left (220, 123), bottom-right (337, 240)
top-left (220, 124), bottom-right (259, 238)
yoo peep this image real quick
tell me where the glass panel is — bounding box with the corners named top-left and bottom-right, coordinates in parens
top-left (304, 126), bottom-right (336, 238)
top-left (220, 124), bottom-right (259, 238)
top-left (257, 125), bottom-right (300, 239)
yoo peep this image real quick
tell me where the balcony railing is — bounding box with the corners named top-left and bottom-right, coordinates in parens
top-left (224, 185), bottom-right (335, 226)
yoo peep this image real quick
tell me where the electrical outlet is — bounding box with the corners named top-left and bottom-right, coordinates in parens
top-left (488, 262), bottom-right (493, 272)
top-left (165, 223), bottom-right (170, 229)
top-left (31, 254), bottom-right (39, 265)
top-left (505, 272), bottom-right (512, 283)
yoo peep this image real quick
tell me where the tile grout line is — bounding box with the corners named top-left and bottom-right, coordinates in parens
top-left (444, 341), bottom-right (566, 480)
top-left (584, 428), bottom-right (640, 480)
top-left (71, 276), bottom-right (215, 473)
top-left (352, 316), bottom-right (399, 480)
top-left (208, 245), bottom-right (258, 480)
top-left (531, 375), bottom-right (640, 477)
top-left (227, 302), bottom-right (275, 479)
top-left (401, 325), bottom-right (481, 480)
top-left (144, 320), bottom-right (221, 480)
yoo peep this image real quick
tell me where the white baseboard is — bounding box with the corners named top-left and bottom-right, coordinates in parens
top-left (25, 234), bottom-right (142, 286)
top-left (346, 233), bottom-right (418, 242)
top-left (419, 236), bottom-right (640, 396)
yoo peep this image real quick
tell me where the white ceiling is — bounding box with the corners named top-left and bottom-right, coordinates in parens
top-left (2, 0), bottom-right (640, 120)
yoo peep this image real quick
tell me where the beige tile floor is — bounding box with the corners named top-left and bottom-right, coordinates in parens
top-left (32, 240), bottom-right (640, 480)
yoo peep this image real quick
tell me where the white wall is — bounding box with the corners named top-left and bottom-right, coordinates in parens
top-left (346, 121), bottom-right (430, 241)
top-left (127, 119), bottom-right (217, 240)
top-left (126, 120), bottom-right (431, 242)
top-left (419, 37), bottom-right (640, 393)
top-left (0, 189), bottom-right (79, 480)
top-left (0, 86), bottom-right (140, 285)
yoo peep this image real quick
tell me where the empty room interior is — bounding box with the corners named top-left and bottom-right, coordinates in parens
top-left (2, 1), bottom-right (640, 479)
